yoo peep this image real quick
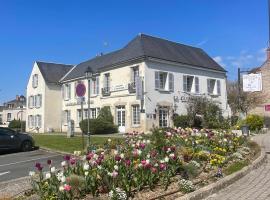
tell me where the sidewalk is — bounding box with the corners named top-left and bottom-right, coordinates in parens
top-left (205, 133), bottom-right (270, 200)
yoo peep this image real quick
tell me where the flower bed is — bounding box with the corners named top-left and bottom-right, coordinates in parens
top-left (28, 128), bottom-right (258, 200)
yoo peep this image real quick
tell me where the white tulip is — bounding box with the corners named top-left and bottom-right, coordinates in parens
top-left (61, 176), bottom-right (66, 183)
top-left (165, 157), bottom-right (169, 163)
top-left (114, 165), bottom-right (119, 171)
top-left (85, 171), bottom-right (89, 176)
top-left (50, 167), bottom-right (56, 173)
top-left (61, 161), bottom-right (67, 167)
top-left (45, 173), bottom-right (51, 179)
top-left (59, 185), bottom-right (64, 191)
top-left (29, 171), bottom-right (35, 177)
top-left (83, 163), bottom-right (90, 171)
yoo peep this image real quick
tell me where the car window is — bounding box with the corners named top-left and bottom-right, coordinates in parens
top-left (0, 128), bottom-right (14, 136)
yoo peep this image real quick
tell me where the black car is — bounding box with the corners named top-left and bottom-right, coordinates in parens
top-left (0, 127), bottom-right (35, 152)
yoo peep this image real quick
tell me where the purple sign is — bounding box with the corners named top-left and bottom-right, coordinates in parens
top-left (76, 83), bottom-right (86, 97)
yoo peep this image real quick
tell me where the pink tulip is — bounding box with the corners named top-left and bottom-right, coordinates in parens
top-left (112, 170), bottom-right (118, 178)
top-left (115, 155), bottom-right (121, 162)
top-left (70, 158), bottom-right (76, 165)
top-left (159, 163), bottom-right (167, 171)
top-left (151, 167), bottom-right (158, 173)
top-left (64, 184), bottom-right (71, 191)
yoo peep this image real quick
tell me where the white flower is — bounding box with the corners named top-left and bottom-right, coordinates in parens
top-left (138, 163), bottom-right (143, 168)
top-left (154, 163), bottom-right (158, 167)
top-left (131, 144), bottom-right (135, 147)
top-left (61, 176), bottom-right (66, 183)
top-left (147, 154), bottom-right (150, 158)
top-left (146, 159), bottom-right (150, 164)
top-left (97, 165), bottom-right (102, 170)
top-left (169, 153), bottom-right (175, 159)
top-left (57, 172), bottom-right (63, 181)
top-left (29, 171), bottom-right (35, 177)
top-left (138, 150), bottom-right (142, 155)
top-left (164, 157), bottom-right (169, 163)
top-left (160, 159), bottom-right (165, 164)
top-left (108, 138), bottom-right (112, 142)
top-left (83, 163), bottom-right (90, 171)
top-left (223, 138), bottom-right (228, 142)
top-left (50, 167), bottom-right (56, 173)
top-left (82, 155), bottom-right (86, 160)
top-left (61, 161), bottom-right (67, 167)
top-left (59, 185), bottom-right (64, 191)
top-left (114, 165), bottom-right (119, 171)
top-left (73, 151), bottom-right (81, 156)
top-left (85, 171), bottom-right (89, 176)
top-left (167, 148), bottom-right (171, 153)
top-left (146, 139), bottom-right (150, 144)
top-left (114, 150), bottom-right (118, 155)
top-left (45, 173), bottom-right (51, 179)
top-left (120, 153), bottom-right (125, 159)
top-left (108, 172), bottom-right (113, 177)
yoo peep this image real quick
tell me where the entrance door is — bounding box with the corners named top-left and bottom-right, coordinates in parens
top-left (116, 106), bottom-right (126, 133)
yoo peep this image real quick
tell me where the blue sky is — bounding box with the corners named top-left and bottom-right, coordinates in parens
top-left (0, 0), bottom-right (268, 104)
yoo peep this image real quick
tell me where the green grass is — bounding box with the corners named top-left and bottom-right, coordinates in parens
top-left (224, 160), bottom-right (249, 175)
top-left (32, 134), bottom-right (122, 153)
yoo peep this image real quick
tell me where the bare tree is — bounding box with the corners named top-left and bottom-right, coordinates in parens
top-left (227, 80), bottom-right (266, 116)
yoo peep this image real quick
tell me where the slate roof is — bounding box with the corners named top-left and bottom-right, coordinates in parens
top-left (62, 34), bottom-right (226, 82)
top-left (36, 61), bottom-right (74, 84)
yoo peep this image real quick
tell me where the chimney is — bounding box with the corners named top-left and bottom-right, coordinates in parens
top-left (267, 48), bottom-right (270, 61)
top-left (16, 95), bottom-right (19, 101)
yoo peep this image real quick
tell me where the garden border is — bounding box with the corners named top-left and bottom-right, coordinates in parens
top-left (174, 148), bottom-right (267, 200)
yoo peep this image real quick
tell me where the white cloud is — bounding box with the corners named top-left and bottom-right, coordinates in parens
top-left (213, 56), bottom-right (226, 67)
top-left (196, 39), bottom-right (208, 46)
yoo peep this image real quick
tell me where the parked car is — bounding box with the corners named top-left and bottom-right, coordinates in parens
top-left (0, 127), bottom-right (35, 152)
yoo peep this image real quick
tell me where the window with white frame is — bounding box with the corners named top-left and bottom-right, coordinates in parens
top-left (90, 77), bottom-right (99, 96)
top-left (84, 109), bottom-right (88, 119)
top-left (183, 75), bottom-right (200, 93)
top-left (63, 84), bottom-right (71, 100)
top-left (28, 115), bottom-right (32, 128)
top-left (132, 105), bottom-right (140, 126)
top-left (131, 67), bottom-right (139, 85)
top-left (32, 74), bottom-right (38, 88)
top-left (155, 71), bottom-right (174, 91)
top-left (36, 94), bottom-right (42, 108)
top-left (7, 113), bottom-right (12, 122)
top-left (90, 108), bottom-right (97, 119)
top-left (77, 109), bottom-right (82, 123)
top-left (35, 115), bottom-right (42, 128)
top-left (103, 73), bottom-right (110, 92)
top-left (31, 115), bottom-right (35, 127)
top-left (64, 110), bottom-right (71, 124)
top-left (207, 79), bottom-right (221, 95)
top-left (159, 107), bottom-right (168, 127)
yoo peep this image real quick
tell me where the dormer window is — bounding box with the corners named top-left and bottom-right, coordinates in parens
top-left (32, 74), bottom-right (38, 88)
top-left (207, 79), bottom-right (221, 96)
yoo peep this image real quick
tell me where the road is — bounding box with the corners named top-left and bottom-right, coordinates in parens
top-left (205, 133), bottom-right (270, 200)
top-left (0, 149), bottom-right (64, 182)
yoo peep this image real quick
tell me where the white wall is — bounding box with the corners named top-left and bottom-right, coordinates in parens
top-left (144, 59), bottom-right (229, 129)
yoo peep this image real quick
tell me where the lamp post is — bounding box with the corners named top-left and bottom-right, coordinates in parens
top-left (85, 66), bottom-right (93, 150)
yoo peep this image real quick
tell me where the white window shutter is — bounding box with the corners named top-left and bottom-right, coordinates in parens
top-left (68, 84), bottom-right (71, 99)
top-left (217, 80), bottom-right (221, 95)
top-left (155, 71), bottom-right (160, 89)
top-left (96, 77), bottom-right (99, 95)
top-left (195, 77), bottom-right (199, 93)
top-left (183, 75), bottom-right (187, 92)
top-left (207, 79), bottom-right (211, 94)
top-left (39, 95), bottom-right (42, 107)
top-left (169, 73), bottom-right (174, 91)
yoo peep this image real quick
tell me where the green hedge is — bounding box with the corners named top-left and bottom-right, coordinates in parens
top-left (8, 119), bottom-right (26, 132)
top-left (79, 118), bottom-right (118, 135)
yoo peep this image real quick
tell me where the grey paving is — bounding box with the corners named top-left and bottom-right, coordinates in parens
top-left (0, 149), bottom-right (63, 182)
top-left (205, 133), bottom-right (270, 200)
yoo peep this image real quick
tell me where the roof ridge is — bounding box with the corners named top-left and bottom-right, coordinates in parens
top-left (139, 33), bottom-right (202, 50)
top-left (36, 60), bottom-right (74, 66)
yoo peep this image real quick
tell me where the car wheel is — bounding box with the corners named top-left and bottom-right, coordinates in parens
top-left (21, 140), bottom-right (32, 152)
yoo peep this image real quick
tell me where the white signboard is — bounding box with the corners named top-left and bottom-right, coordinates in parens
top-left (243, 73), bottom-right (262, 92)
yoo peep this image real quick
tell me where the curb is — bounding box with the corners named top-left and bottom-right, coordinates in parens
top-left (176, 149), bottom-right (267, 200)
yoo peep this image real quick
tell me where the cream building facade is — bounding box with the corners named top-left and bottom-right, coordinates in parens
top-left (60, 34), bottom-right (229, 133)
top-left (26, 62), bottom-right (73, 133)
top-left (1, 95), bottom-right (26, 126)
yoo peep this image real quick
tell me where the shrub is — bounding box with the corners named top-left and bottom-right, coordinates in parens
top-left (245, 114), bottom-right (264, 131)
top-left (178, 179), bottom-right (195, 193)
top-left (98, 106), bottom-right (114, 123)
top-left (8, 119), bottom-right (26, 132)
top-left (173, 115), bottom-right (189, 128)
top-left (80, 118), bottom-right (118, 135)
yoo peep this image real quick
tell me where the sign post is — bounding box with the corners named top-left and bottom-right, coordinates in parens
top-left (76, 83), bottom-right (86, 150)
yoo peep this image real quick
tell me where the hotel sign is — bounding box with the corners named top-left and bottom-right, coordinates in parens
top-left (243, 73), bottom-right (262, 92)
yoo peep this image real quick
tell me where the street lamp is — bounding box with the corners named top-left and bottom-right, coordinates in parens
top-left (85, 66), bottom-right (94, 150)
